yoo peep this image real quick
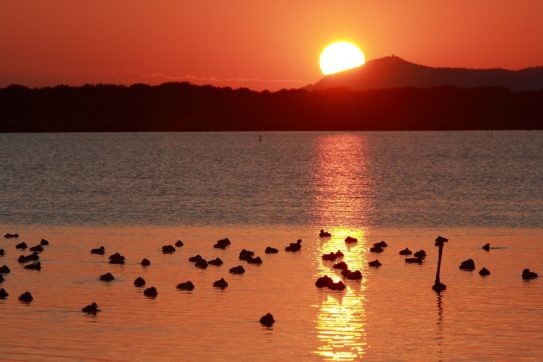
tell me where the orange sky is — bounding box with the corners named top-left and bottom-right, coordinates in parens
top-left (1, 0), bottom-right (542, 90)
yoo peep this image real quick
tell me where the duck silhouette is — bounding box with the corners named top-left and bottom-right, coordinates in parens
top-left (479, 267), bottom-right (490, 276)
top-left (189, 255), bottom-right (204, 263)
top-left (15, 242), bottom-right (27, 250)
top-left (333, 261), bottom-right (348, 270)
top-left (91, 246), bottom-right (105, 255)
top-left (459, 259), bottom-right (475, 271)
top-left (319, 230), bottom-right (331, 238)
top-left (229, 265), bottom-right (245, 274)
top-left (341, 269), bottom-right (363, 280)
top-left (214, 238), bottom-right (231, 249)
top-left (285, 239), bottom-right (302, 252)
top-left (239, 249), bottom-right (255, 261)
top-left (522, 268), bottom-right (538, 280)
top-left (344, 236), bottom-right (357, 244)
top-left (140, 258), bottom-right (151, 266)
top-left (175, 240), bottom-right (184, 247)
top-left (24, 262), bottom-right (41, 270)
top-left (208, 257), bottom-right (223, 266)
top-left (162, 245), bottom-right (175, 254)
top-left (265, 247), bottom-right (278, 254)
top-left (260, 313), bottom-right (275, 327)
top-left (213, 278), bottom-right (228, 289)
top-left (247, 256), bottom-right (263, 265)
top-left (482, 243), bottom-right (490, 251)
top-left (4, 233), bottom-right (19, 238)
top-left (368, 259), bottom-right (382, 268)
top-left (99, 272), bottom-right (114, 282)
top-left (144, 287), bottom-right (158, 298)
top-left (29, 245), bottom-right (43, 253)
top-left (0, 288), bottom-right (8, 299)
top-left (108, 253), bottom-right (125, 264)
top-left (82, 303), bottom-right (101, 314)
top-left (176, 281), bottom-right (195, 290)
top-left (0, 249), bottom-right (4, 256)
top-left (0, 265), bottom-right (11, 273)
top-left (195, 259), bottom-right (208, 269)
top-left (399, 248), bottom-right (412, 255)
top-left (19, 291), bottom-right (33, 303)
top-left (40, 239), bottom-right (49, 246)
top-left (134, 277), bottom-right (146, 287)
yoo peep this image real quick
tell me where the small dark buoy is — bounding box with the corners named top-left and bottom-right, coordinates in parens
top-left (176, 281), bottom-right (195, 290)
top-left (0, 288), bottom-right (8, 299)
top-left (0, 265), bottom-right (10, 274)
top-left (29, 245), bottom-right (43, 253)
top-left (99, 272), bottom-right (114, 282)
top-left (91, 246), bottom-right (105, 255)
top-left (368, 259), bottom-right (382, 268)
top-left (399, 248), bottom-right (412, 255)
top-left (195, 259), bottom-right (208, 269)
top-left (213, 278), bottom-right (228, 289)
top-left (260, 313), bottom-right (275, 327)
top-left (82, 302), bottom-right (100, 314)
top-left (40, 239), bottom-right (49, 246)
top-left (208, 257), bottom-right (223, 266)
top-left (175, 240), bottom-right (184, 247)
top-left (332, 261), bottom-right (348, 270)
top-left (459, 259), bottom-right (475, 271)
top-left (344, 236), bottom-right (357, 244)
top-left (108, 253), bottom-right (125, 264)
top-left (229, 265), bottom-right (245, 274)
top-left (213, 238), bottom-right (231, 249)
top-left (319, 229), bottom-right (331, 238)
top-left (265, 247), bottom-right (278, 254)
top-left (141, 258), bottom-right (151, 266)
top-left (144, 287), bottom-right (158, 298)
top-left (285, 239), bottom-right (302, 252)
top-left (522, 268), bottom-right (538, 280)
top-left (479, 267), bottom-right (491, 276)
top-left (134, 277), bottom-right (146, 287)
top-left (24, 262), bottom-right (41, 270)
top-left (341, 269), bottom-right (363, 280)
top-left (370, 245), bottom-right (383, 253)
top-left (162, 245), bottom-right (175, 254)
top-left (19, 291), bottom-right (33, 303)
top-left (16, 242), bottom-right (27, 250)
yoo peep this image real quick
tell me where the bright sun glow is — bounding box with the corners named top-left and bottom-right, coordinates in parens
top-left (319, 41), bottom-right (366, 75)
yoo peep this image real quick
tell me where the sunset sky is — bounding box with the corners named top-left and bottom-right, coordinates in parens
top-left (1, 0), bottom-right (543, 90)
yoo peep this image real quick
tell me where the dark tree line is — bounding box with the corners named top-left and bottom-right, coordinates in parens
top-left (0, 82), bottom-right (542, 131)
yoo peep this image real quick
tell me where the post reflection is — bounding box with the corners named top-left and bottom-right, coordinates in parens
top-left (311, 134), bottom-right (372, 360)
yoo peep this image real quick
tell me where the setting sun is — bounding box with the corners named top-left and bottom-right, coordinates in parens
top-left (320, 41), bottom-right (366, 75)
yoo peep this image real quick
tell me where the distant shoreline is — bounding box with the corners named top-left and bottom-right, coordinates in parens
top-left (1, 82), bottom-right (542, 132)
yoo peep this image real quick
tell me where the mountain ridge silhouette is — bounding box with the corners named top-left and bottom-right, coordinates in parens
top-left (308, 56), bottom-right (543, 91)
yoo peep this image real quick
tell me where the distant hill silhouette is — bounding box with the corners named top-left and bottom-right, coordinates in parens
top-left (308, 56), bottom-right (543, 91)
top-left (1, 82), bottom-right (542, 131)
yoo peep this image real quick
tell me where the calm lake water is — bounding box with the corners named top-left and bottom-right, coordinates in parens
top-left (0, 131), bottom-right (542, 361)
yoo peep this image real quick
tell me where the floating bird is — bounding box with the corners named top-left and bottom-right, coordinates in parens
top-left (0, 274), bottom-right (3, 283)
top-left (399, 248), bottom-right (412, 255)
top-left (213, 278), bottom-right (228, 289)
top-left (405, 257), bottom-right (423, 264)
top-left (247, 256), bottom-right (263, 265)
top-left (91, 246), bottom-right (105, 255)
top-left (344, 236), bottom-right (357, 244)
top-left (134, 277), bottom-right (146, 287)
top-left (195, 259), bottom-right (208, 269)
top-left (213, 238), bottom-right (231, 249)
top-left (368, 259), bottom-right (382, 268)
top-left (82, 303), bottom-right (101, 314)
top-left (522, 268), bottom-right (538, 280)
top-left (176, 281), bottom-right (195, 291)
top-left (319, 230), bottom-right (331, 238)
top-left (18, 253), bottom-right (39, 263)
top-left (15, 242), bottom-right (27, 250)
top-left (0, 249), bottom-right (4, 256)
top-left (285, 239), bottom-right (302, 252)
top-left (19, 291), bottom-right (33, 303)
top-left (175, 240), bottom-right (184, 247)
top-left (29, 245), bottom-right (43, 253)
top-left (162, 245), bottom-right (175, 254)
top-left (99, 272), bottom-right (114, 282)
top-left (374, 241), bottom-right (388, 248)
top-left (459, 259), bottom-right (475, 271)
top-left (482, 243), bottom-right (490, 251)
top-left (0, 265), bottom-right (11, 273)
top-left (208, 257), bottom-right (223, 266)
top-left (4, 233), bottom-right (19, 238)
top-left (479, 267), bottom-right (490, 276)
top-left (239, 249), bottom-right (255, 261)
top-left (140, 258), bottom-right (151, 266)
top-left (265, 247), bottom-right (278, 254)
top-left (432, 236), bottom-right (448, 292)
top-left (189, 255), bottom-right (204, 263)
top-left (370, 245), bottom-right (384, 253)
top-left (332, 261), bottom-right (348, 270)
top-left (144, 287), bottom-right (158, 298)
top-left (341, 269), bottom-right (363, 280)
top-left (108, 253), bottom-right (125, 264)
top-left (40, 239), bottom-right (49, 246)
top-left (260, 313), bottom-right (275, 327)
top-left (229, 265), bottom-right (245, 274)
top-left (315, 275), bottom-right (333, 288)
top-left (414, 250), bottom-right (427, 260)
top-left (0, 288), bottom-right (8, 299)
top-left (24, 262), bottom-right (41, 270)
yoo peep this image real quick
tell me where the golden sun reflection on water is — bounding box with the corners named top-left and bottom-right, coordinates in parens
top-left (311, 134), bottom-right (372, 360)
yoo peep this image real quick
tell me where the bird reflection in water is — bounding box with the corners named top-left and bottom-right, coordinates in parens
top-left (311, 134), bottom-right (372, 360)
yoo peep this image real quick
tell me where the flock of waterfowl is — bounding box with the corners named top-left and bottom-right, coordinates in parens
top-left (0, 230), bottom-right (540, 327)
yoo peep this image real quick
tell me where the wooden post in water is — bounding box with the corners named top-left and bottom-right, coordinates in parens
top-left (432, 236), bottom-right (448, 292)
